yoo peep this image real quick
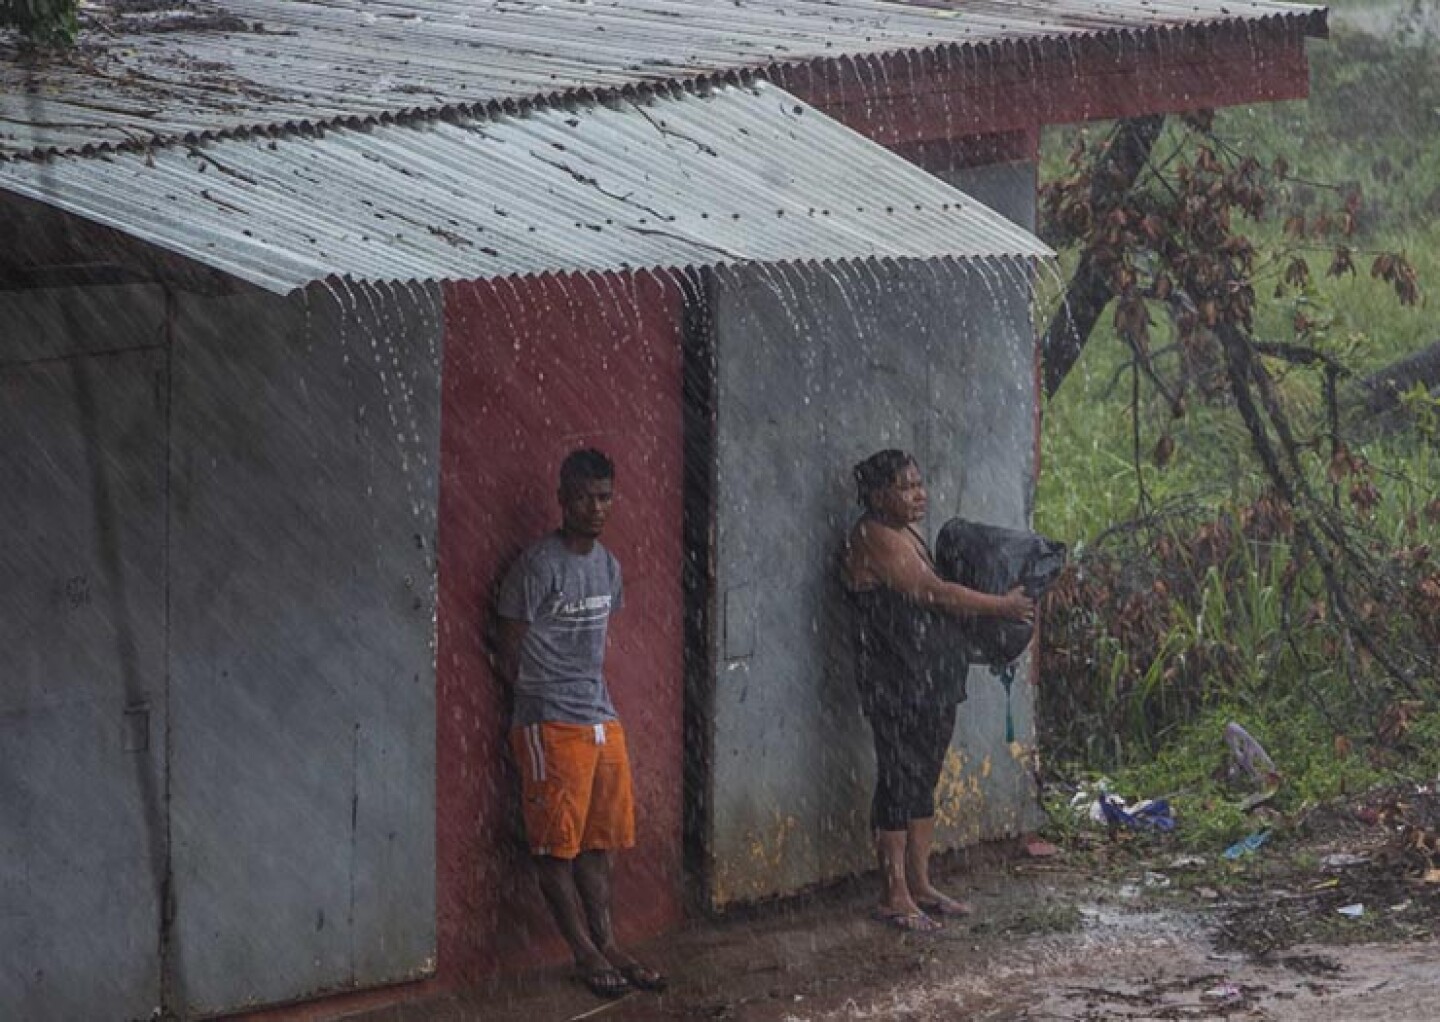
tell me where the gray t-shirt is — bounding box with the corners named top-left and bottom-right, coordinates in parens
top-left (497, 532), bottom-right (623, 727)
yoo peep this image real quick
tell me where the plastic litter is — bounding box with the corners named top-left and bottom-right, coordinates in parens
top-left (1224, 721), bottom-right (1281, 787)
top-left (1075, 787), bottom-right (1113, 825)
top-left (1337, 903), bottom-right (1365, 918)
top-left (1222, 830), bottom-right (1270, 859)
top-left (1143, 871), bottom-right (1171, 888)
top-left (1320, 853), bottom-right (1370, 869)
top-left (1202, 982), bottom-right (1242, 1003)
top-left (1069, 778), bottom-right (1112, 808)
top-left (1099, 794), bottom-right (1176, 832)
top-left (1168, 855), bottom-right (1207, 869)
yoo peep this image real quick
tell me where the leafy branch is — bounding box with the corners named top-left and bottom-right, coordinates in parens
top-left (1039, 113), bottom-right (1435, 717)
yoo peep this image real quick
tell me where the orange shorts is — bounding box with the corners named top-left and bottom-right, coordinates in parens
top-left (510, 720), bottom-right (636, 860)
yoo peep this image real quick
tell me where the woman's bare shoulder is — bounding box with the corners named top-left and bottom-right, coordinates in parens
top-left (845, 518), bottom-right (912, 584)
top-left (850, 518), bottom-right (910, 552)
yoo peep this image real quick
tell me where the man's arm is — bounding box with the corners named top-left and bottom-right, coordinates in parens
top-left (494, 617), bottom-right (529, 692)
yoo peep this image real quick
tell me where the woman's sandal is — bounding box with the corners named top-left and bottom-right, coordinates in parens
top-left (917, 894), bottom-right (973, 918)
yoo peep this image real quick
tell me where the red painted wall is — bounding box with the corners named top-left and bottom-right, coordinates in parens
top-left (435, 271), bottom-right (686, 983)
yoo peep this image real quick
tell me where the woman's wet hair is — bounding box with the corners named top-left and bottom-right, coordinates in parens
top-left (853, 449), bottom-right (915, 510)
top-left (559, 447), bottom-right (614, 494)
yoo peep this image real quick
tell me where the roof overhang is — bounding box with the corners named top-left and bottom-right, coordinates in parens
top-left (0, 81), bottom-right (1050, 294)
top-left (785, 13), bottom-right (1326, 153)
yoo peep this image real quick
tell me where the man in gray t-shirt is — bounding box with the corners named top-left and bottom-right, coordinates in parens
top-left (494, 448), bottom-right (665, 1000)
top-left (497, 530), bottom-right (623, 727)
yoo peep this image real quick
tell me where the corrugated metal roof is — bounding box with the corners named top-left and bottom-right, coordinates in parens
top-left (0, 80), bottom-right (1051, 292)
top-left (0, 0), bottom-right (1327, 161)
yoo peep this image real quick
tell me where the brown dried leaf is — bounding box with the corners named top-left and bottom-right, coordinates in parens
top-left (1153, 434), bottom-right (1176, 468)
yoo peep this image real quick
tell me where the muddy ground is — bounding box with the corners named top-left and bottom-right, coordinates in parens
top-left (347, 788), bottom-right (1440, 1022)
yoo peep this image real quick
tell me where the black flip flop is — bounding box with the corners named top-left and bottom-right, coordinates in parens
top-left (619, 962), bottom-right (668, 992)
top-left (579, 967), bottom-right (631, 999)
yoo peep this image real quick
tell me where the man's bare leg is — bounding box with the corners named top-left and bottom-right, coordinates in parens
top-left (574, 851), bottom-right (666, 990)
top-left (575, 852), bottom-right (666, 989)
top-left (573, 850), bottom-right (616, 954)
top-left (534, 856), bottom-right (622, 992)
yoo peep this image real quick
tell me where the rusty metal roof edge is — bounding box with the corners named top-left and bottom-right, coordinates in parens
top-left (0, 3), bottom-right (1328, 166)
top-left (299, 251), bottom-right (1053, 299)
top-left (761, 7), bottom-right (1330, 100)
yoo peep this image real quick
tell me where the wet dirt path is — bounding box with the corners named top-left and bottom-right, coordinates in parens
top-left (756, 908), bottom-right (1440, 1021)
top-left (344, 851), bottom-right (1440, 1022)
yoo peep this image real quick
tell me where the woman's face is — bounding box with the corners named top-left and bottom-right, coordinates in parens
top-left (875, 461), bottom-right (927, 524)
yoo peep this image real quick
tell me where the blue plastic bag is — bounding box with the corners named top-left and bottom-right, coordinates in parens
top-left (1099, 794), bottom-right (1176, 832)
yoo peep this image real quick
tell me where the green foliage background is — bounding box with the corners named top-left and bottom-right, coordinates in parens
top-left (1034, 0), bottom-right (1440, 845)
top-left (0, 0), bottom-right (79, 47)
top-left (1038, 1), bottom-right (1440, 546)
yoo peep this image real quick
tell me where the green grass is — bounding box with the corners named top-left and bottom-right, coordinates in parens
top-left (1051, 701), bottom-right (1440, 854)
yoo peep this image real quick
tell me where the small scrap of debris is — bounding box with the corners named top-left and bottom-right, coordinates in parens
top-left (87, 1), bottom-right (259, 36)
top-left (1216, 788), bottom-right (1440, 954)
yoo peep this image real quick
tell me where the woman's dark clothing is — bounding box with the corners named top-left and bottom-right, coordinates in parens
top-left (848, 586), bottom-right (968, 716)
top-left (868, 699), bottom-right (957, 831)
top-left (847, 528), bottom-right (970, 832)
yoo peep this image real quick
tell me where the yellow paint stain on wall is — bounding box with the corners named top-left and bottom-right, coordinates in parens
top-left (933, 747), bottom-right (987, 832)
top-left (746, 811), bottom-right (799, 867)
top-left (715, 809), bottom-right (805, 905)
top-left (1008, 740), bottom-right (1037, 765)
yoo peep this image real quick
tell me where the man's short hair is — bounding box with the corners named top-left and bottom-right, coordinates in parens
top-left (559, 447), bottom-right (615, 494)
top-left (853, 448), bottom-right (915, 509)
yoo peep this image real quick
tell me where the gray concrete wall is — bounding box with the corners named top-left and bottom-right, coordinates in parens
top-left (167, 281), bottom-right (441, 1015)
top-left (0, 279), bottom-right (442, 1018)
top-left (705, 255), bottom-right (1044, 907)
top-left (0, 286), bottom-right (170, 1022)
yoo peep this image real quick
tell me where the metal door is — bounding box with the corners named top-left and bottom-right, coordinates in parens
top-left (0, 349), bottom-right (169, 1021)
